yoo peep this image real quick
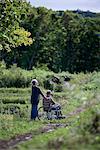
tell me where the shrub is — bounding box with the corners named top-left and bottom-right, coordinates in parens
top-left (54, 84), bottom-right (63, 92)
top-left (43, 79), bottom-right (54, 90)
top-left (0, 64), bottom-right (33, 88)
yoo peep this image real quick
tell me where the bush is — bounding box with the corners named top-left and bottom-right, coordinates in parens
top-left (43, 79), bottom-right (54, 90)
top-left (0, 64), bottom-right (33, 88)
top-left (54, 84), bottom-right (63, 92)
top-left (0, 104), bottom-right (30, 118)
top-left (0, 63), bottom-right (55, 88)
top-left (32, 68), bottom-right (54, 87)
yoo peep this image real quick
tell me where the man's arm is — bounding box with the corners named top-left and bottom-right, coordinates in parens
top-left (39, 88), bottom-right (47, 99)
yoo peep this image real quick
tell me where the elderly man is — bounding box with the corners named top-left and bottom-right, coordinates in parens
top-left (30, 79), bottom-right (45, 120)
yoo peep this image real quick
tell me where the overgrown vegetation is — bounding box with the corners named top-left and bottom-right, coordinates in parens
top-left (0, 0), bottom-right (100, 73)
top-left (0, 70), bottom-right (100, 149)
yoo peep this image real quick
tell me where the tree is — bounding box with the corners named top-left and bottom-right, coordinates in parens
top-left (0, 0), bottom-right (33, 52)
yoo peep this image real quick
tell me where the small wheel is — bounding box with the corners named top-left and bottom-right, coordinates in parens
top-left (48, 108), bottom-right (57, 119)
top-left (48, 107), bottom-right (63, 119)
top-left (38, 107), bottom-right (47, 120)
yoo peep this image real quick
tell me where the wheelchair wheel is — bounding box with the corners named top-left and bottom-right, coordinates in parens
top-left (48, 107), bottom-right (63, 119)
top-left (38, 106), bottom-right (47, 120)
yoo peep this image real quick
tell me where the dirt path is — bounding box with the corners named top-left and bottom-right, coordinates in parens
top-left (0, 101), bottom-right (99, 150)
top-left (0, 123), bottom-right (67, 150)
top-left (0, 133), bottom-right (32, 150)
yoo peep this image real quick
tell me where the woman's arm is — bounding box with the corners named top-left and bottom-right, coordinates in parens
top-left (51, 98), bottom-right (55, 105)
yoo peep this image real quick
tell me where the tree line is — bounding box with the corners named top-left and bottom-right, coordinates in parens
top-left (0, 0), bottom-right (100, 73)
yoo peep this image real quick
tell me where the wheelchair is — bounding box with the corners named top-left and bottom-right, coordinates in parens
top-left (38, 103), bottom-right (64, 120)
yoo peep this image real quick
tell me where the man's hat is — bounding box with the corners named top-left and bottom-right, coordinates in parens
top-left (31, 79), bottom-right (38, 85)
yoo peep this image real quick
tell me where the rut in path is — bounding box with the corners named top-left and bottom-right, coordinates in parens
top-left (0, 123), bottom-right (67, 150)
top-left (0, 100), bottom-right (98, 150)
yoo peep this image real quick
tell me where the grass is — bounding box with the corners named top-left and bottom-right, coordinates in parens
top-left (15, 104), bottom-right (100, 150)
top-left (0, 118), bottom-right (44, 140)
top-left (0, 71), bottom-right (100, 150)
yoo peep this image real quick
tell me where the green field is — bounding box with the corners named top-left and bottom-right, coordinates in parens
top-left (0, 72), bottom-right (100, 150)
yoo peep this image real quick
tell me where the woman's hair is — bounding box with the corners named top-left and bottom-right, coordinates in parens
top-left (46, 90), bottom-right (52, 95)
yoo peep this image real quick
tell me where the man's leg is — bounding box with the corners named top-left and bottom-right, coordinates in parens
top-left (31, 105), bottom-right (38, 120)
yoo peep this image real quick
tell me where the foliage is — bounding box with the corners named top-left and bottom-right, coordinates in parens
top-left (0, 63), bottom-right (33, 87)
top-left (0, 62), bottom-right (55, 88)
top-left (0, 0), bottom-right (100, 148)
top-left (0, 71), bottom-right (100, 150)
top-left (0, 1), bottom-right (100, 72)
top-left (0, 0), bottom-right (33, 52)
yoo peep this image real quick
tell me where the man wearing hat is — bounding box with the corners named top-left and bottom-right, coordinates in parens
top-left (31, 79), bottom-right (45, 120)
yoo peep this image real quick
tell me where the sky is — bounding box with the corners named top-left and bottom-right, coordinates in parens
top-left (27, 0), bottom-right (100, 12)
